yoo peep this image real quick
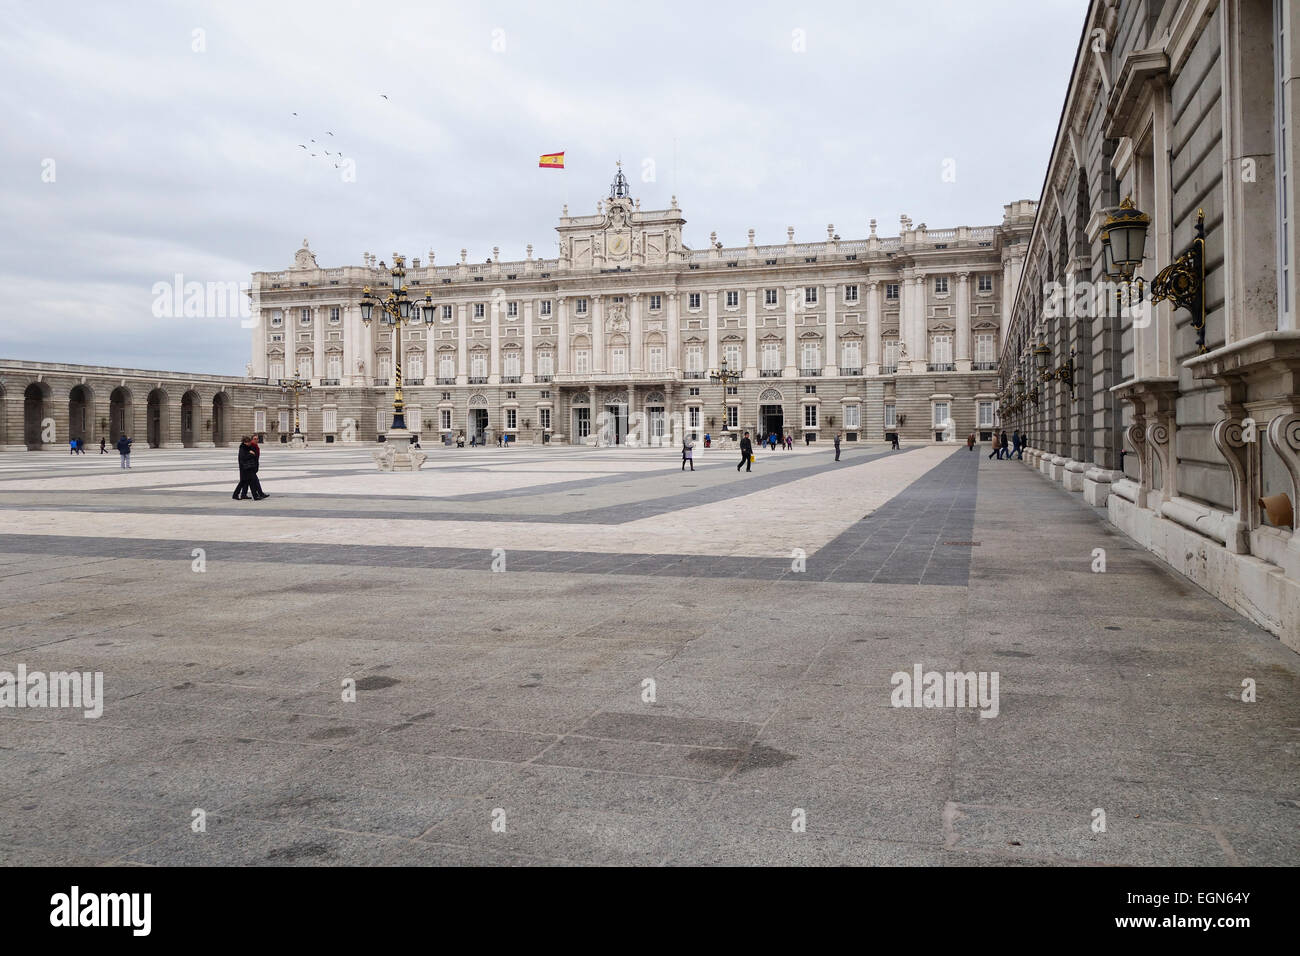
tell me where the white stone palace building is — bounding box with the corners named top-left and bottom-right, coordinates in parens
top-left (1002, 0), bottom-right (1299, 645)
top-left (247, 168), bottom-right (1036, 446)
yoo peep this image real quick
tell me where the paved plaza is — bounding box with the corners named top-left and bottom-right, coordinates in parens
top-left (0, 441), bottom-right (1297, 865)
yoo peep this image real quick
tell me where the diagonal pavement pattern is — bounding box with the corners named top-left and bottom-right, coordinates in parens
top-left (0, 442), bottom-right (1296, 865)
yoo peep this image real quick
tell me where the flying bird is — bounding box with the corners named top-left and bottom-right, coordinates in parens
top-left (326, 131), bottom-right (334, 136)
top-left (299, 144), bottom-right (306, 149)
top-left (292, 111), bottom-right (298, 116)
top-left (379, 93), bottom-right (388, 100)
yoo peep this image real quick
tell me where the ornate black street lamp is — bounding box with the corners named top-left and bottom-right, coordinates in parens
top-left (707, 357), bottom-right (741, 433)
top-left (279, 375), bottom-right (312, 436)
top-left (359, 254), bottom-right (435, 439)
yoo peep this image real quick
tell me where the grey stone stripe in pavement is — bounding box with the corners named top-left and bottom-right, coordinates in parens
top-left (0, 448), bottom-right (976, 584)
top-left (0, 445), bottom-right (916, 526)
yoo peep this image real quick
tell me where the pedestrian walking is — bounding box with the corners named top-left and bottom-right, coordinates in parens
top-left (988, 432), bottom-right (1001, 459)
top-left (737, 431), bottom-right (753, 472)
top-left (1011, 430), bottom-right (1022, 460)
top-left (999, 429), bottom-right (1010, 460)
top-left (967, 432), bottom-right (975, 451)
top-left (99, 436), bottom-right (107, 454)
top-left (890, 430), bottom-right (900, 450)
top-left (834, 432), bottom-right (842, 461)
top-left (248, 434), bottom-right (268, 499)
top-left (681, 435), bottom-right (694, 471)
top-left (115, 434), bottom-right (132, 468)
top-left (233, 437), bottom-right (255, 499)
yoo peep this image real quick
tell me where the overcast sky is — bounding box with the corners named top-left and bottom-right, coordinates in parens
top-left (0, 0), bottom-right (1085, 375)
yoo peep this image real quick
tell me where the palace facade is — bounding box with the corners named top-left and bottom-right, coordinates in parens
top-left (1002, 0), bottom-right (1299, 644)
top-left (246, 169), bottom-right (1036, 447)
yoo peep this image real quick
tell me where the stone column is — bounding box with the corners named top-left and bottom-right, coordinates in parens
top-left (824, 284), bottom-right (838, 376)
top-left (313, 308), bottom-right (325, 382)
top-left (630, 292), bottom-right (642, 371)
top-left (456, 303), bottom-right (468, 385)
top-left (523, 300), bottom-right (535, 383)
top-left (744, 289), bottom-right (758, 377)
top-left (592, 295), bottom-right (605, 373)
top-left (866, 280), bottom-right (882, 375)
top-left (667, 293), bottom-right (681, 371)
top-left (911, 275), bottom-right (929, 372)
top-left (489, 298), bottom-right (501, 383)
top-left (627, 383), bottom-right (637, 445)
top-left (956, 272), bottom-right (972, 372)
top-left (707, 292), bottom-right (719, 371)
top-left (784, 286), bottom-right (798, 376)
top-left (557, 296), bottom-right (570, 374)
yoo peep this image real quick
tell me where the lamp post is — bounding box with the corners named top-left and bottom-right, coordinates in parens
top-left (359, 254), bottom-right (436, 457)
top-left (707, 357), bottom-right (741, 437)
top-left (279, 375), bottom-right (312, 446)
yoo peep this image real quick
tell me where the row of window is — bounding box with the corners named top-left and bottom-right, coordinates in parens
top-left (268, 277), bottom-right (999, 327)
top-left (270, 333), bottom-right (1000, 382)
top-left (261, 399), bottom-right (996, 439)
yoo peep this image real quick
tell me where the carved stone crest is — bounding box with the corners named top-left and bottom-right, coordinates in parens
top-left (292, 238), bottom-right (318, 270)
top-left (606, 304), bottom-right (629, 333)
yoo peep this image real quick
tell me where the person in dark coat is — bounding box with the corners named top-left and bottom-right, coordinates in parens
top-left (999, 429), bottom-right (1010, 460)
top-left (99, 436), bottom-right (107, 454)
top-left (247, 434), bottom-right (268, 499)
top-left (737, 431), bottom-right (753, 472)
top-left (834, 433), bottom-right (842, 461)
top-left (115, 434), bottom-right (132, 469)
top-left (233, 437), bottom-right (255, 499)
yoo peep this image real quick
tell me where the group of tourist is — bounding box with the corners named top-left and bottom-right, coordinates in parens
top-left (973, 429), bottom-right (1025, 460)
top-left (681, 429), bottom-right (849, 472)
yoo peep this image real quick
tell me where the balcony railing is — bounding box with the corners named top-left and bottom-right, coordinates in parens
top-left (880, 365), bottom-right (898, 374)
top-left (319, 378), bottom-right (339, 386)
top-left (759, 369), bottom-right (782, 377)
top-left (373, 378), bottom-right (389, 386)
top-left (535, 374), bottom-right (553, 383)
top-left (436, 377), bottom-right (456, 385)
top-left (405, 378), bottom-right (424, 385)
top-left (799, 368), bottom-right (822, 377)
top-left (840, 367), bottom-right (862, 376)
top-left (468, 376), bottom-right (488, 384)
top-left (972, 362), bottom-right (998, 371)
top-left (502, 375), bottom-right (521, 383)
top-left (684, 371), bottom-right (705, 380)
top-left (928, 363), bottom-right (956, 372)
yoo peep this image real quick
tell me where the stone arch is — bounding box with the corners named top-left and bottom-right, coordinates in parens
top-left (180, 389), bottom-right (201, 447)
top-left (212, 391), bottom-right (231, 447)
top-left (146, 388), bottom-right (169, 448)
top-left (468, 393), bottom-right (488, 408)
top-left (759, 387), bottom-right (784, 403)
top-left (68, 383), bottom-right (94, 446)
top-left (24, 381), bottom-right (51, 450)
top-left (109, 386), bottom-right (133, 444)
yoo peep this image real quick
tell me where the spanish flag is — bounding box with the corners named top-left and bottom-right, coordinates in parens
top-left (538, 152), bottom-right (565, 169)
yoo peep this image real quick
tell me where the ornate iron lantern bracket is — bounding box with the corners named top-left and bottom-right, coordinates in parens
top-left (1151, 209), bottom-right (1206, 353)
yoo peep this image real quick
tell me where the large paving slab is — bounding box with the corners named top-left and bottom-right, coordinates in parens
top-left (0, 442), bottom-right (1296, 866)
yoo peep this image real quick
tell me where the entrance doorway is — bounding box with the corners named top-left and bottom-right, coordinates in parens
top-left (603, 404), bottom-right (627, 445)
top-left (760, 404), bottom-right (784, 441)
top-left (647, 406), bottom-right (665, 446)
top-left (68, 385), bottom-right (92, 446)
top-left (572, 407), bottom-right (590, 442)
top-left (109, 387), bottom-right (131, 444)
top-left (181, 391), bottom-right (198, 447)
top-left (469, 408), bottom-right (488, 444)
top-left (147, 389), bottom-right (166, 447)
top-left (24, 382), bottom-right (49, 449)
